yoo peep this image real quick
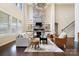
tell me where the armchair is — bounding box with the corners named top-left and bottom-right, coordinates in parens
top-left (54, 32), bottom-right (67, 48)
top-left (48, 34), bottom-right (58, 42)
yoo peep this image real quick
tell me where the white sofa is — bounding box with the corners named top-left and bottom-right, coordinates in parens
top-left (16, 33), bottom-right (30, 47)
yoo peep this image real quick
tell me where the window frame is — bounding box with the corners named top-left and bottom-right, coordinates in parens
top-left (0, 11), bottom-right (22, 38)
top-left (15, 3), bottom-right (23, 11)
top-left (0, 11), bottom-right (10, 34)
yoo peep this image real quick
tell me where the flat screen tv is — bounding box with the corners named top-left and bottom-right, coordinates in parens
top-left (36, 22), bottom-right (42, 27)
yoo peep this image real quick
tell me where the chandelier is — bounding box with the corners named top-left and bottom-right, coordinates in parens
top-left (34, 3), bottom-right (47, 10)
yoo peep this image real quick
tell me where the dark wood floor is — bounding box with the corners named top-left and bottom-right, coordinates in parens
top-left (0, 38), bottom-right (79, 56)
top-left (0, 41), bottom-right (16, 56)
top-left (16, 38), bottom-right (79, 56)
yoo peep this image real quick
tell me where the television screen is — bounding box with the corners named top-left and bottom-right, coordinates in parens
top-left (36, 22), bottom-right (42, 26)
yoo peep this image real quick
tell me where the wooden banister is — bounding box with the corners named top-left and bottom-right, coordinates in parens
top-left (62, 20), bottom-right (75, 31)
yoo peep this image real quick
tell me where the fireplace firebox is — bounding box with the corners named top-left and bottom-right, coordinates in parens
top-left (36, 32), bottom-right (41, 37)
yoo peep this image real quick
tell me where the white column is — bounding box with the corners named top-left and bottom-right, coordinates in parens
top-left (75, 4), bottom-right (79, 42)
top-left (50, 4), bottom-right (55, 34)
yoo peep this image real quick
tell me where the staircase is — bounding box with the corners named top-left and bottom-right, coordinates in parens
top-left (61, 20), bottom-right (75, 37)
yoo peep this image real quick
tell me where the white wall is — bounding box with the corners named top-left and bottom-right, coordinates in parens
top-left (50, 4), bottom-right (55, 33)
top-left (0, 3), bottom-right (24, 46)
top-left (16, 3), bottom-right (75, 37)
top-left (22, 4), bottom-right (28, 32)
top-left (0, 3), bottom-right (23, 20)
top-left (45, 4), bottom-right (52, 23)
top-left (55, 4), bottom-right (75, 37)
top-left (75, 4), bottom-right (79, 42)
top-left (45, 4), bottom-right (55, 33)
top-left (0, 35), bottom-right (16, 46)
top-left (27, 4), bottom-right (33, 20)
top-left (25, 4), bottom-right (33, 32)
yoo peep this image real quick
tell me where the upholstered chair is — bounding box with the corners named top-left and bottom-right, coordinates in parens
top-left (48, 34), bottom-right (54, 42)
top-left (54, 32), bottom-right (67, 48)
top-left (48, 34), bottom-right (58, 42)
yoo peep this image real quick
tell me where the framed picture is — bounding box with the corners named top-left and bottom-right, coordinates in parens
top-left (44, 24), bottom-right (50, 32)
top-left (27, 24), bottom-right (33, 32)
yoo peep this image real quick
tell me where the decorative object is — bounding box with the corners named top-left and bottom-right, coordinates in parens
top-left (27, 24), bottom-right (33, 32)
top-left (44, 24), bottom-right (50, 32)
top-left (30, 38), bottom-right (40, 49)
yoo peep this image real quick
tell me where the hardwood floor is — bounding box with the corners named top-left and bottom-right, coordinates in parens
top-left (17, 38), bottom-right (79, 56)
top-left (0, 38), bottom-right (79, 56)
top-left (0, 41), bottom-right (16, 56)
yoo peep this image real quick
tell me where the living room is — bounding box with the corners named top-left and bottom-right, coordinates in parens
top-left (0, 3), bottom-right (79, 56)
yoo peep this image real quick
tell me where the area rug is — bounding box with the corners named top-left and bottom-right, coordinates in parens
top-left (24, 39), bottom-right (63, 52)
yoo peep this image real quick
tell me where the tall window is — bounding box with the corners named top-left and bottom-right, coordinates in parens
top-left (12, 17), bottom-right (17, 33)
top-left (12, 17), bottom-right (22, 33)
top-left (17, 20), bottom-right (22, 33)
top-left (0, 11), bottom-right (9, 34)
top-left (0, 11), bottom-right (22, 34)
top-left (16, 3), bottom-right (23, 10)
